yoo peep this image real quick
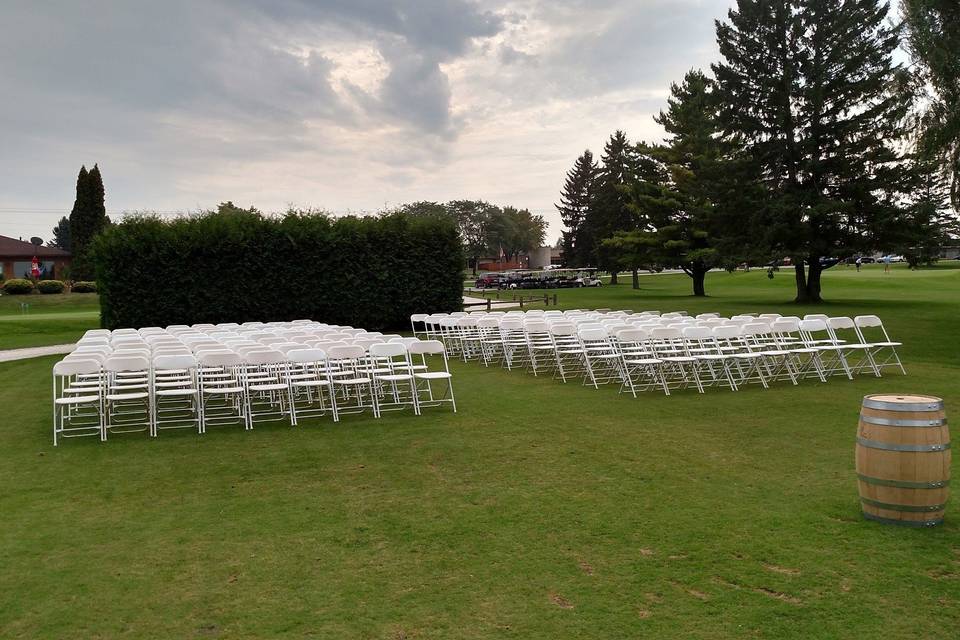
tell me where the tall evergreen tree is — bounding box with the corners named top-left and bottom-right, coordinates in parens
top-left (555, 150), bottom-right (597, 266)
top-left (48, 216), bottom-right (71, 251)
top-left (69, 164), bottom-right (109, 280)
top-left (646, 69), bottom-right (728, 296)
top-left (587, 131), bottom-right (637, 284)
top-left (713, 0), bottom-right (909, 302)
top-left (902, 0), bottom-right (960, 210)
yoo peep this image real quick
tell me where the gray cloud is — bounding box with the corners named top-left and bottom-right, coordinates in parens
top-left (0, 0), bottom-right (737, 242)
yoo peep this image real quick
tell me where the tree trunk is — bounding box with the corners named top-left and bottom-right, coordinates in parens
top-left (793, 260), bottom-right (809, 303)
top-left (793, 257), bottom-right (823, 303)
top-left (692, 262), bottom-right (706, 297)
top-left (609, 270), bottom-right (618, 285)
top-left (631, 268), bottom-right (639, 289)
top-left (805, 255), bottom-right (823, 302)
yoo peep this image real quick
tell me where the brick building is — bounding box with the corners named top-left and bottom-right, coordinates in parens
top-left (0, 235), bottom-right (72, 280)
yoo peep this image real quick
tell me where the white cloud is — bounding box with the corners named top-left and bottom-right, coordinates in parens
top-left (0, 0), bottom-right (736, 242)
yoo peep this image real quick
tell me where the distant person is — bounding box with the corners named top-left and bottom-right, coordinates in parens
top-left (883, 255), bottom-right (891, 273)
top-left (855, 256), bottom-right (862, 272)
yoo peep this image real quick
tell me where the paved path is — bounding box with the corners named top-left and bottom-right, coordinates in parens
top-left (0, 343), bottom-right (75, 363)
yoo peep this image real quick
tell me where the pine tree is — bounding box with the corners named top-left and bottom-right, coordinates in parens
top-left (69, 164), bottom-right (109, 280)
top-left (713, 0), bottom-right (909, 302)
top-left (902, 0), bottom-right (960, 210)
top-left (555, 150), bottom-right (597, 267)
top-left (646, 69), bottom-right (728, 296)
top-left (48, 216), bottom-right (71, 251)
top-left (586, 131), bottom-right (637, 284)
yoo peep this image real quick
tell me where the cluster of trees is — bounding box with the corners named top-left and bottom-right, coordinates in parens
top-left (557, 0), bottom-right (959, 302)
top-left (396, 200), bottom-right (546, 273)
top-left (49, 164), bottom-right (110, 281)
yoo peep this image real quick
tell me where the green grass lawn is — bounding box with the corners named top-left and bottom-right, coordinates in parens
top-left (1, 265), bottom-right (958, 638)
top-left (0, 292), bottom-right (100, 350)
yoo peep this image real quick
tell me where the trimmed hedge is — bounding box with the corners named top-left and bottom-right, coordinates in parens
top-left (71, 281), bottom-right (98, 293)
top-left (37, 280), bottom-right (66, 294)
top-left (91, 210), bottom-right (464, 330)
top-left (3, 279), bottom-right (35, 295)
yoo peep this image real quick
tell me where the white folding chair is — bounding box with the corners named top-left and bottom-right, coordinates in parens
top-left (152, 354), bottom-right (200, 435)
top-left (327, 345), bottom-right (379, 418)
top-left (370, 342), bottom-right (420, 415)
top-left (615, 328), bottom-right (668, 396)
top-left (197, 352), bottom-right (248, 432)
top-left (103, 354), bottom-right (152, 439)
top-left (854, 315), bottom-right (906, 375)
top-left (409, 340), bottom-right (456, 412)
top-left (53, 358), bottom-right (104, 445)
top-left (287, 348), bottom-right (338, 424)
top-left (243, 349), bottom-right (294, 428)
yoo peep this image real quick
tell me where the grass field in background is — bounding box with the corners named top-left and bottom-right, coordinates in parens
top-left (1, 264), bottom-right (958, 638)
top-left (0, 292), bottom-right (99, 350)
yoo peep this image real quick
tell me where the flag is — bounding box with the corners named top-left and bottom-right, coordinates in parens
top-left (31, 256), bottom-right (40, 278)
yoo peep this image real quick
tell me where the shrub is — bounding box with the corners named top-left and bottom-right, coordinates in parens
top-left (3, 279), bottom-right (35, 295)
top-left (91, 210), bottom-right (464, 330)
top-left (71, 281), bottom-right (97, 293)
top-left (37, 280), bottom-right (66, 294)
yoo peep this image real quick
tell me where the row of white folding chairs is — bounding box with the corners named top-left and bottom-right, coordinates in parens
top-left (423, 313), bottom-right (903, 395)
top-left (53, 340), bottom-right (455, 446)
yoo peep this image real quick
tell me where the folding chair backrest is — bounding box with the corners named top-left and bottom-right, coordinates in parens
top-left (287, 348), bottom-right (328, 364)
top-left (104, 355), bottom-right (150, 373)
top-left (369, 342), bottom-right (408, 358)
top-left (327, 345), bottom-right (367, 360)
top-left (54, 358), bottom-right (102, 376)
top-left (244, 349), bottom-right (287, 365)
top-left (198, 352), bottom-right (244, 368)
top-left (153, 354), bottom-right (197, 371)
top-left (408, 340), bottom-right (446, 355)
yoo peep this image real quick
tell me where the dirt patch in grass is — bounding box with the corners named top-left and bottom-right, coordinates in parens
top-left (578, 559), bottom-right (595, 576)
top-left (763, 563), bottom-right (800, 576)
top-left (755, 587), bottom-right (802, 605)
top-left (549, 593), bottom-right (575, 609)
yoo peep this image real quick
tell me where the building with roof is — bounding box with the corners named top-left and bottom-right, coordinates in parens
top-left (0, 235), bottom-right (71, 280)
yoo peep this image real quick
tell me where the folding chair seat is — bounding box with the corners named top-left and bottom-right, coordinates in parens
top-left (498, 319), bottom-right (529, 371)
top-left (683, 326), bottom-right (739, 390)
top-left (799, 319), bottom-right (852, 379)
top-left (243, 350), bottom-right (294, 428)
top-left (103, 354), bottom-right (152, 438)
top-left (577, 327), bottom-right (623, 388)
top-left (828, 317), bottom-right (881, 377)
top-left (854, 315), bottom-right (905, 375)
top-left (615, 329), bottom-right (668, 396)
top-left (410, 313), bottom-right (430, 339)
top-left (475, 317), bottom-right (505, 367)
top-left (409, 340), bottom-right (456, 412)
top-left (523, 320), bottom-right (558, 377)
top-left (769, 318), bottom-right (825, 382)
top-left (197, 352), bottom-right (248, 432)
top-left (457, 317), bottom-right (484, 362)
top-left (53, 358), bottom-right (104, 445)
top-left (712, 326), bottom-right (767, 389)
top-left (649, 327), bottom-right (703, 393)
top-left (741, 322), bottom-right (798, 385)
top-left (152, 354), bottom-right (200, 435)
top-left (369, 342), bottom-right (420, 415)
top-left (326, 345), bottom-right (379, 418)
top-left (548, 323), bottom-right (583, 383)
top-left (287, 348), bottom-right (338, 424)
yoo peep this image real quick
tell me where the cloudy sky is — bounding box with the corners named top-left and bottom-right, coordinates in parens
top-left (1, 0), bottom-right (736, 244)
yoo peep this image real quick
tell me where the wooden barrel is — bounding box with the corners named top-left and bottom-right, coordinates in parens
top-left (856, 394), bottom-right (950, 527)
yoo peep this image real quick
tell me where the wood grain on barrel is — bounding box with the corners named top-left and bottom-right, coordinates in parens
top-left (855, 394), bottom-right (949, 526)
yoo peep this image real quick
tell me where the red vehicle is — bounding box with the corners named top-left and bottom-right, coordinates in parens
top-left (474, 273), bottom-right (504, 289)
